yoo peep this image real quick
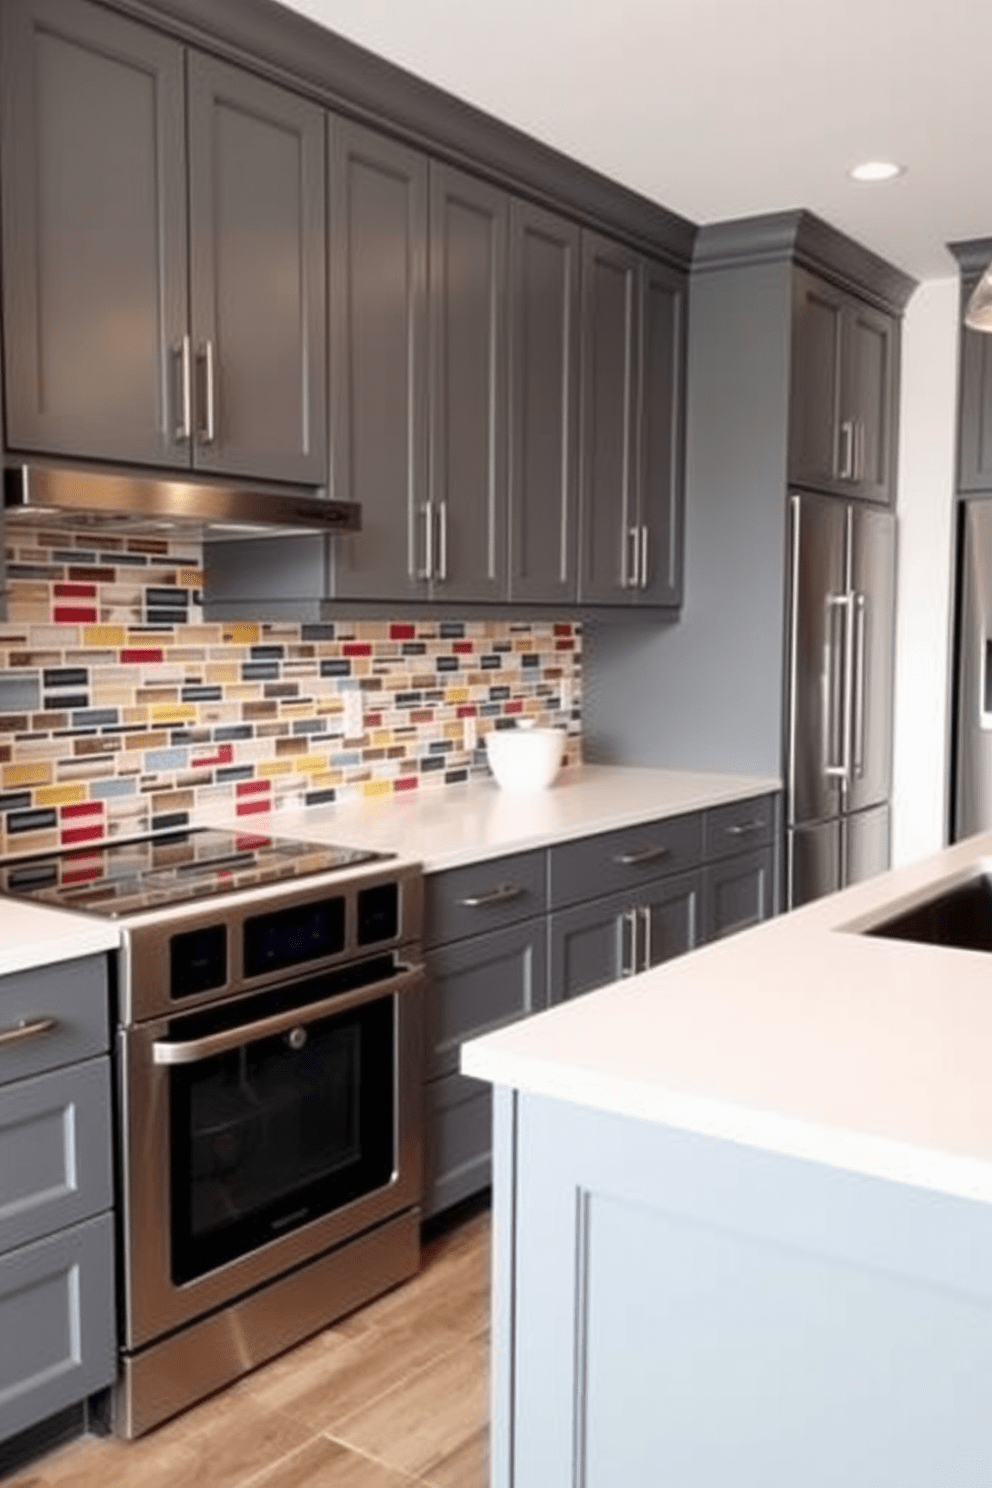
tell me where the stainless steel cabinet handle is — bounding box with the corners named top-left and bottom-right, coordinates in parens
top-left (620, 908), bottom-right (639, 977)
top-left (459, 884), bottom-right (525, 909)
top-left (417, 500), bottom-right (435, 581)
top-left (726, 819), bottom-right (767, 837)
top-left (639, 905), bottom-right (652, 970)
top-left (614, 844), bottom-right (671, 867)
top-left (853, 591), bottom-right (867, 778)
top-left (175, 335), bottom-right (192, 442)
top-left (438, 501), bottom-right (448, 582)
top-left (153, 963), bottom-right (424, 1066)
top-left (0, 1015), bottom-right (59, 1049)
top-left (854, 419), bottom-right (865, 483)
top-left (838, 419), bottom-right (855, 480)
top-left (824, 593), bottom-right (851, 781)
top-left (625, 526), bottom-right (640, 589)
top-left (639, 524), bottom-right (649, 589)
top-left (198, 340), bottom-right (217, 444)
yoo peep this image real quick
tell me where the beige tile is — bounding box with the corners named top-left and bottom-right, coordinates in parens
top-left (420, 1424), bottom-right (489, 1488)
top-left (5, 1429), bottom-right (200, 1488)
top-left (329, 1332), bottom-right (489, 1480)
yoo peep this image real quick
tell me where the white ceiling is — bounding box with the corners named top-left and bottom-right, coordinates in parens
top-left (277, 0), bottom-right (991, 283)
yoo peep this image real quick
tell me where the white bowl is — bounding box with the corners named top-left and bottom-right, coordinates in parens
top-left (486, 726), bottom-right (566, 792)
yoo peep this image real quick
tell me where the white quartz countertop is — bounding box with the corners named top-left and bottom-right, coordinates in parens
top-left (0, 899), bottom-right (120, 978)
top-left (262, 764), bottom-right (780, 873)
top-left (462, 830), bottom-right (992, 1205)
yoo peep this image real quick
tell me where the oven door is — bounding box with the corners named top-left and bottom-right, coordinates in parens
top-left (118, 956), bottom-right (424, 1350)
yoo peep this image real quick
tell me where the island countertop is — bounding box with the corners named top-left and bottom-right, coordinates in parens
top-left (250, 763), bottom-right (780, 873)
top-left (462, 828), bottom-right (992, 1205)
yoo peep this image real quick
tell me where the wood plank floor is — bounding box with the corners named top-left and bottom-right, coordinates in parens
top-left (7, 1206), bottom-right (490, 1488)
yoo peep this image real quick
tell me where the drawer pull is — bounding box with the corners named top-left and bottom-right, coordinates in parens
top-left (459, 884), bottom-right (526, 909)
top-left (0, 1015), bottom-right (59, 1049)
top-left (614, 845), bottom-right (671, 867)
top-left (726, 819), bottom-right (767, 837)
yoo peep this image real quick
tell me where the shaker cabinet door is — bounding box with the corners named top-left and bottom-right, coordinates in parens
top-left (187, 52), bottom-right (327, 484)
top-left (507, 200), bottom-right (581, 603)
top-left (0, 0), bottom-right (188, 466)
top-left (958, 302), bottom-right (992, 491)
top-left (328, 119), bottom-right (429, 601)
top-left (789, 267), bottom-right (846, 495)
top-left (636, 257), bottom-right (686, 606)
top-left (843, 298), bottom-right (897, 505)
top-left (428, 164), bottom-right (508, 603)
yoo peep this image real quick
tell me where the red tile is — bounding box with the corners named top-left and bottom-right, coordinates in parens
top-left (505, 700), bottom-right (523, 714)
top-left (236, 798), bottom-right (272, 817)
top-left (411, 709), bottom-right (434, 724)
top-left (192, 744), bottom-right (234, 769)
top-left (365, 712), bottom-right (383, 727)
top-left (54, 582), bottom-right (98, 599)
top-left (394, 776), bottom-right (419, 793)
top-left (235, 779), bottom-right (271, 798)
top-left (235, 833), bottom-right (271, 851)
top-left (60, 801), bottom-right (104, 820)
top-left (389, 623), bottom-right (416, 640)
top-left (554, 639), bottom-right (575, 651)
top-left (62, 863), bottom-right (103, 886)
top-left (553, 623), bottom-right (573, 637)
top-left (456, 705), bottom-right (478, 718)
top-left (453, 641), bottom-right (474, 654)
top-left (343, 642), bottom-right (372, 657)
top-left (121, 648), bottom-right (164, 663)
top-left (61, 824), bottom-right (105, 846)
top-left (53, 605), bottom-right (98, 623)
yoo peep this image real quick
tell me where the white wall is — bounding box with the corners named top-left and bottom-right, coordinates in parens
top-left (891, 277), bottom-right (959, 866)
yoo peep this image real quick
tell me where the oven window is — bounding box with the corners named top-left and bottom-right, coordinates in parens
top-left (168, 994), bottom-right (395, 1283)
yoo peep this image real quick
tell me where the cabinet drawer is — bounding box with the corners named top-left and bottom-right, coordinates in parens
top-left (548, 812), bottom-right (702, 909)
top-left (0, 1212), bottom-right (115, 1446)
top-left (0, 956), bottom-right (109, 1087)
top-left (425, 851), bottom-right (547, 948)
top-left (702, 845), bottom-right (775, 942)
top-left (426, 920), bottom-right (547, 1079)
top-left (704, 795), bottom-right (776, 862)
top-left (0, 1056), bottom-right (113, 1255)
top-left (424, 1071), bottom-right (492, 1219)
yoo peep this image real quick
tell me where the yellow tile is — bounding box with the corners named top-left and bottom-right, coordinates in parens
top-left (223, 622), bottom-right (260, 645)
top-left (83, 625), bottom-right (127, 646)
top-left (179, 569), bottom-right (204, 588)
top-left (309, 770), bottom-right (344, 788)
top-left (256, 760), bottom-right (293, 779)
top-left (34, 783), bottom-right (87, 808)
top-left (370, 729), bottom-right (393, 748)
top-left (149, 703), bottom-right (197, 725)
top-left (362, 780), bottom-right (392, 799)
top-left (445, 687), bottom-right (469, 704)
top-left (2, 761), bottom-right (53, 789)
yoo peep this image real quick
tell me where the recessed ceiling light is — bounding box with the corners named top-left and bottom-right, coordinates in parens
top-left (848, 160), bottom-right (905, 183)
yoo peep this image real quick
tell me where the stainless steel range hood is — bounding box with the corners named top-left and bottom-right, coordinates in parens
top-left (3, 464), bottom-right (361, 539)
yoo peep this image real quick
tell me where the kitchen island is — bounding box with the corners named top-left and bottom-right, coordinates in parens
top-left (462, 831), bottom-right (992, 1488)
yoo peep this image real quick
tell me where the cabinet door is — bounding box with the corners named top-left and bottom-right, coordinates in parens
top-left (578, 231), bottom-right (639, 603)
top-left (429, 164), bottom-right (508, 602)
top-left (329, 120), bottom-right (429, 601)
top-left (844, 299), bottom-right (897, 505)
top-left (702, 845), bottom-right (773, 942)
top-left (424, 1071), bottom-right (492, 1218)
top-left (508, 201), bottom-right (581, 603)
top-left (958, 294), bottom-right (992, 491)
top-left (549, 872), bottom-right (699, 1005)
top-left (789, 267), bottom-right (845, 495)
top-left (187, 52), bottom-right (327, 483)
top-left (0, 0), bottom-right (188, 466)
top-left (635, 257), bottom-right (686, 606)
top-left (426, 919), bottom-right (548, 1079)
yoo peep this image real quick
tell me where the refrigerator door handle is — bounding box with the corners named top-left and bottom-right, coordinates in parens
top-left (852, 591), bottom-right (867, 778)
top-left (824, 593), bottom-right (852, 783)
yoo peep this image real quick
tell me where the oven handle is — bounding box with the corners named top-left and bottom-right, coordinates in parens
top-left (151, 962), bottom-right (425, 1067)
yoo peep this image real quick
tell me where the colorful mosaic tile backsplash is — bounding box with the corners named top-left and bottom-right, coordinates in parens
top-left (0, 525), bottom-right (581, 859)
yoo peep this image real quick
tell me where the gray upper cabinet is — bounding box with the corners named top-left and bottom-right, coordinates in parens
top-left (0, 0), bottom-right (326, 484)
top-left (0, 0), bottom-right (188, 466)
top-left (789, 266), bottom-right (897, 505)
top-left (956, 256), bottom-right (992, 493)
top-left (508, 201), bottom-right (581, 604)
top-left (428, 165), bottom-right (508, 603)
top-left (328, 119), bottom-right (429, 601)
top-left (186, 52), bottom-right (326, 483)
top-left (578, 230), bottom-right (686, 605)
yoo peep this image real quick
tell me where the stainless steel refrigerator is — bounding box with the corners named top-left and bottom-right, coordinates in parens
top-left (786, 492), bottom-right (896, 908)
top-left (953, 498), bottom-right (992, 839)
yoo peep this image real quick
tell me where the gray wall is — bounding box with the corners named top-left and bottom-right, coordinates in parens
top-left (584, 256), bottom-right (792, 776)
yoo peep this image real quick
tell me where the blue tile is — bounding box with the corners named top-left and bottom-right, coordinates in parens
top-left (214, 725), bottom-right (253, 741)
top-left (70, 708), bottom-right (120, 728)
top-left (145, 747), bottom-right (190, 772)
top-left (89, 778), bottom-right (137, 800)
top-left (7, 808), bottom-right (57, 834)
top-left (0, 673), bottom-right (41, 713)
top-left (320, 659), bottom-right (352, 678)
top-left (216, 766), bottom-right (255, 782)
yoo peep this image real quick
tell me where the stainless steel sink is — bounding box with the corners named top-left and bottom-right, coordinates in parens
top-left (866, 872), bottom-right (992, 952)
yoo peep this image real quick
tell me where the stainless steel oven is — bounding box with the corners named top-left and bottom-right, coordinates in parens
top-left (0, 830), bottom-right (425, 1438)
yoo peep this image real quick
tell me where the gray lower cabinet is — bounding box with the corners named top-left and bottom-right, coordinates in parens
top-left (0, 955), bottom-right (115, 1450)
top-left (424, 793), bottom-right (779, 1217)
top-left (0, 0), bottom-right (326, 483)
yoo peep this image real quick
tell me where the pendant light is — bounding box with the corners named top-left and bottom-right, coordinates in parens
top-left (965, 263), bottom-right (992, 332)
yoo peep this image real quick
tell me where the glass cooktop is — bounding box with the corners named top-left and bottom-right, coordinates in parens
top-left (0, 827), bottom-right (391, 918)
